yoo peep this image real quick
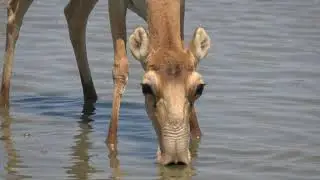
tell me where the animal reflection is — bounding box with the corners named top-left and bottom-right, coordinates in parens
top-left (0, 111), bottom-right (29, 179)
top-left (65, 117), bottom-right (96, 180)
top-left (0, 109), bottom-right (202, 180)
top-left (65, 114), bottom-right (122, 180)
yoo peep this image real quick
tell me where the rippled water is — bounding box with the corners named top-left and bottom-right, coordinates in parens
top-left (1, 0), bottom-right (320, 179)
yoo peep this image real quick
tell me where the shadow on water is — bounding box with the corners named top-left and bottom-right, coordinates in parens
top-left (0, 110), bottom-right (31, 179)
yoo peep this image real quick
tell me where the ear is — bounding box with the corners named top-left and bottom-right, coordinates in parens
top-left (189, 27), bottom-right (211, 62)
top-left (129, 26), bottom-right (150, 63)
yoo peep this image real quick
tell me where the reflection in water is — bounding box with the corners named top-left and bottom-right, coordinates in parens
top-left (65, 113), bottom-right (123, 180)
top-left (106, 139), bottom-right (201, 180)
top-left (190, 138), bottom-right (201, 160)
top-left (157, 165), bottom-right (196, 180)
top-left (106, 131), bottom-right (201, 180)
top-left (65, 115), bottom-right (96, 180)
top-left (65, 109), bottom-right (123, 180)
top-left (0, 109), bottom-right (201, 180)
top-left (0, 110), bottom-right (29, 179)
top-left (107, 146), bottom-right (122, 180)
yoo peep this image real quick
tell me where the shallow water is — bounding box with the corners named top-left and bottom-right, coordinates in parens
top-left (0, 0), bottom-right (320, 179)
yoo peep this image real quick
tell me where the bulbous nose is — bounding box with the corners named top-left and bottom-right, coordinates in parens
top-left (156, 140), bottom-right (191, 166)
top-left (156, 118), bottom-right (191, 165)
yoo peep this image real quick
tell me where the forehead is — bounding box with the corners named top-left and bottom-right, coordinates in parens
top-left (146, 49), bottom-right (195, 81)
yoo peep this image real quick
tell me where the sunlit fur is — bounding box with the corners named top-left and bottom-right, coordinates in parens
top-left (127, 0), bottom-right (211, 165)
top-left (130, 27), bottom-right (210, 164)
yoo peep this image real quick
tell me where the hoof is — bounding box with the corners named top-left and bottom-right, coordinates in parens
top-left (82, 100), bottom-right (96, 115)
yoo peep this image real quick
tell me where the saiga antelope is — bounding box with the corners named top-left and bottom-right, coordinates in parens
top-left (0, 0), bottom-right (211, 165)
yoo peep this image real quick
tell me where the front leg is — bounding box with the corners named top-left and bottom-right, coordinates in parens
top-left (0, 0), bottom-right (33, 109)
top-left (107, 0), bottom-right (129, 150)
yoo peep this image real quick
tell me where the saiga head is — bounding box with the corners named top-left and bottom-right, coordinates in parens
top-left (128, 26), bottom-right (211, 165)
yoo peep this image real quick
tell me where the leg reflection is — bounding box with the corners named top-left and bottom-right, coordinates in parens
top-left (107, 140), bottom-right (122, 179)
top-left (0, 111), bottom-right (29, 179)
top-left (65, 115), bottom-right (95, 180)
top-left (189, 137), bottom-right (202, 160)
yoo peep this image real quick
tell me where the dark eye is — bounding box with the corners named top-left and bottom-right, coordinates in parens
top-left (195, 83), bottom-right (205, 96)
top-left (141, 83), bottom-right (154, 95)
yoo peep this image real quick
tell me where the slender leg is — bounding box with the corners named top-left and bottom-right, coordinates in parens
top-left (64, 0), bottom-right (98, 108)
top-left (180, 0), bottom-right (185, 48)
top-left (107, 0), bottom-right (129, 150)
top-left (190, 106), bottom-right (202, 139)
top-left (0, 0), bottom-right (33, 109)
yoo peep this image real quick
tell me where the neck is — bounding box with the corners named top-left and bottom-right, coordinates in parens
top-left (146, 0), bottom-right (182, 50)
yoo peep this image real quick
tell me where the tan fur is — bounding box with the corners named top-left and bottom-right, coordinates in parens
top-left (146, 0), bottom-right (182, 50)
top-left (127, 0), bottom-right (211, 165)
top-left (0, 0), bottom-right (33, 109)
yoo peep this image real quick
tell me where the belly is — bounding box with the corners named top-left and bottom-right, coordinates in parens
top-left (128, 0), bottom-right (148, 21)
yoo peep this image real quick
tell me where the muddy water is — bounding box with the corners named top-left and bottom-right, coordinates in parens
top-left (0, 0), bottom-right (320, 179)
